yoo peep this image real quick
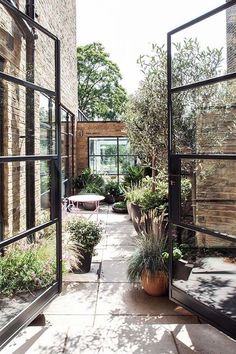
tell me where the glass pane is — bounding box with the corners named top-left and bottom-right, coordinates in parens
top-left (68, 135), bottom-right (73, 156)
top-left (61, 133), bottom-right (68, 157)
top-left (0, 161), bottom-right (26, 240)
top-left (0, 160), bottom-right (54, 241)
top-left (0, 5), bottom-right (26, 81)
top-left (61, 158), bottom-right (67, 181)
top-left (172, 227), bottom-right (236, 321)
top-left (89, 138), bottom-right (117, 156)
top-left (68, 157), bottom-right (73, 176)
top-left (181, 159), bottom-right (236, 239)
top-left (119, 156), bottom-right (136, 173)
top-left (38, 160), bottom-right (52, 225)
top-left (39, 93), bottom-right (56, 155)
top-left (89, 156), bottom-right (117, 175)
top-left (119, 137), bottom-right (132, 155)
top-left (35, 30), bottom-right (55, 91)
top-left (0, 226), bottom-right (56, 331)
top-left (171, 5), bottom-right (236, 87)
top-left (68, 116), bottom-right (73, 134)
top-left (0, 4), bottom-right (55, 91)
top-left (0, 81), bottom-right (56, 157)
top-left (172, 80), bottom-right (236, 154)
top-left (0, 80), bottom-right (26, 156)
top-left (61, 109), bottom-right (67, 134)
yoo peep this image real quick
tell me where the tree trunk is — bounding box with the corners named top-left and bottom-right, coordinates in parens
top-left (151, 153), bottom-right (156, 193)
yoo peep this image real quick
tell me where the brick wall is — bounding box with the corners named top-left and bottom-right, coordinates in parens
top-left (196, 106), bottom-right (236, 248)
top-left (0, 1), bottom-right (77, 238)
top-left (76, 122), bottom-right (127, 175)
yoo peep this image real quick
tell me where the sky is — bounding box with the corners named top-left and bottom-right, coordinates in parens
top-left (76, 0), bottom-right (226, 94)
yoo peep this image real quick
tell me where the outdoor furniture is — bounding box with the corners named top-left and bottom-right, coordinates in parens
top-left (67, 194), bottom-right (105, 222)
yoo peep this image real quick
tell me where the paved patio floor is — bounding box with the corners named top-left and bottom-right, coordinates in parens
top-left (3, 204), bottom-right (236, 353)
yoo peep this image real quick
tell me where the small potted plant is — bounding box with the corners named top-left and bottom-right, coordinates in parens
top-left (66, 218), bottom-right (103, 273)
top-left (104, 181), bottom-right (121, 204)
top-left (112, 201), bottom-right (128, 214)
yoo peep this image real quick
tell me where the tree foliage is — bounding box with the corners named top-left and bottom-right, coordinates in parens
top-left (77, 42), bottom-right (127, 121)
top-left (123, 38), bottom-right (235, 183)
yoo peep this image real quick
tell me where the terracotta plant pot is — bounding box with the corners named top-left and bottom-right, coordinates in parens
top-left (141, 270), bottom-right (168, 296)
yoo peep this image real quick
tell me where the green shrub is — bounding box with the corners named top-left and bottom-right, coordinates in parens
top-left (0, 239), bottom-right (56, 297)
top-left (125, 176), bottom-right (191, 213)
top-left (75, 168), bottom-right (105, 192)
top-left (66, 218), bottom-right (103, 254)
top-left (113, 201), bottom-right (127, 209)
top-left (83, 182), bottom-right (104, 195)
top-left (123, 165), bottom-right (144, 188)
top-left (104, 181), bottom-right (121, 196)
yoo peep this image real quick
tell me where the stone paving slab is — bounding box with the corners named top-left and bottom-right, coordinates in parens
top-left (93, 314), bottom-right (200, 326)
top-left (44, 283), bottom-right (98, 315)
top-left (173, 324), bottom-right (236, 354)
top-left (105, 233), bottom-right (135, 246)
top-left (45, 315), bottom-right (94, 327)
top-left (3, 324), bottom-right (236, 353)
top-left (100, 260), bottom-right (129, 282)
top-left (2, 326), bottom-right (67, 354)
top-left (63, 263), bottom-right (100, 283)
top-left (96, 283), bottom-right (185, 316)
top-left (102, 245), bottom-right (135, 261)
top-left (65, 324), bottom-right (178, 354)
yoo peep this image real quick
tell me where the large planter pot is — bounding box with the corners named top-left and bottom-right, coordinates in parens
top-left (79, 251), bottom-right (92, 273)
top-left (141, 270), bottom-right (168, 296)
top-left (105, 194), bottom-right (115, 204)
top-left (112, 204), bottom-right (128, 214)
top-left (114, 195), bottom-right (125, 202)
top-left (127, 201), bottom-right (132, 220)
top-left (130, 203), bottom-right (142, 233)
top-left (83, 202), bottom-right (96, 211)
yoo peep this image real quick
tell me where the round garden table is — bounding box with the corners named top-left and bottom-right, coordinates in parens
top-left (67, 194), bottom-right (105, 222)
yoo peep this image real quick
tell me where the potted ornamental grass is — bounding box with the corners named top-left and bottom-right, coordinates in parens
top-left (66, 218), bottom-right (103, 273)
top-left (127, 211), bottom-right (169, 296)
top-left (127, 210), bottom-right (181, 296)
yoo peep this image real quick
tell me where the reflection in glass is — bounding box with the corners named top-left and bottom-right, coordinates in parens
top-left (172, 227), bottom-right (236, 321)
top-left (0, 225), bottom-right (56, 330)
top-left (89, 137), bottom-right (136, 178)
top-left (181, 159), bottom-right (236, 240)
top-left (172, 80), bottom-right (236, 154)
top-left (89, 137), bottom-right (117, 156)
top-left (40, 161), bottom-right (51, 221)
top-left (39, 94), bottom-right (55, 155)
top-left (0, 162), bottom-right (26, 240)
top-left (119, 156), bottom-right (136, 173)
top-left (89, 156), bottom-right (117, 175)
top-left (0, 80), bottom-right (26, 157)
top-left (171, 5), bottom-right (236, 87)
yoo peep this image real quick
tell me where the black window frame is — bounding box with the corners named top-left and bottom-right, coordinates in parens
top-left (88, 136), bottom-right (136, 182)
top-left (0, 0), bottom-right (62, 348)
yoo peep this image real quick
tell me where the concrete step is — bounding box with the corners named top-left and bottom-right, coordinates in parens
top-left (2, 324), bottom-right (236, 354)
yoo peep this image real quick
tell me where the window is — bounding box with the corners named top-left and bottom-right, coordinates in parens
top-left (61, 106), bottom-right (75, 197)
top-left (89, 137), bottom-right (136, 181)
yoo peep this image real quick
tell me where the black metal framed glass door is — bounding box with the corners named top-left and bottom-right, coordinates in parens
top-left (168, 0), bottom-right (236, 340)
top-left (0, 0), bottom-right (61, 349)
